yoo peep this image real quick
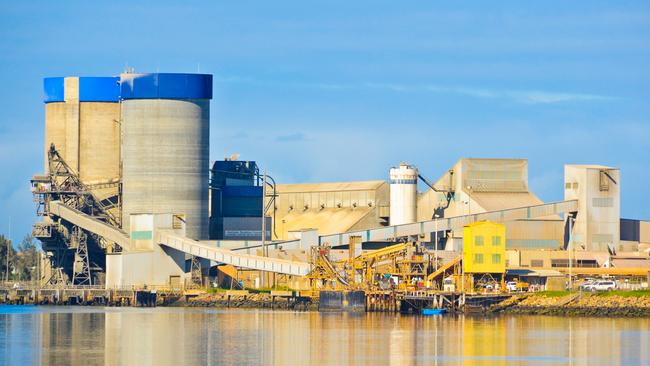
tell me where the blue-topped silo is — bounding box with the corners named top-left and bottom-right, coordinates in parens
top-left (119, 73), bottom-right (213, 240)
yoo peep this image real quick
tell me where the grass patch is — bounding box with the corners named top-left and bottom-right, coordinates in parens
top-left (206, 287), bottom-right (229, 294)
top-left (533, 291), bottom-right (574, 297)
top-left (247, 285), bottom-right (295, 294)
top-left (593, 290), bottom-right (650, 298)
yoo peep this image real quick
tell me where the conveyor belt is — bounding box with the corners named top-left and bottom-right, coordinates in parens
top-left (49, 201), bottom-right (132, 251)
top-left (49, 201), bottom-right (311, 276)
top-left (319, 199), bottom-right (578, 246)
top-left (156, 231), bottom-right (311, 276)
top-left (49, 199), bottom-right (579, 277)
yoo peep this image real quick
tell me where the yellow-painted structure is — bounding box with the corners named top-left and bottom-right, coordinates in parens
top-left (463, 221), bottom-right (506, 274)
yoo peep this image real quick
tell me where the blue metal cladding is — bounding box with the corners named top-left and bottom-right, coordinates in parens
top-left (119, 73), bottom-right (213, 100)
top-left (223, 186), bottom-right (263, 198)
top-left (43, 77), bottom-right (65, 103)
top-left (43, 76), bottom-right (120, 103)
top-left (44, 73), bottom-right (212, 102)
top-left (78, 77), bottom-right (120, 102)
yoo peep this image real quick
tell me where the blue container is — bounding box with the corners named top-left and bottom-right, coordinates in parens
top-left (422, 308), bottom-right (447, 316)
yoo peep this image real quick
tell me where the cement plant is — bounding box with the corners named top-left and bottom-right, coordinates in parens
top-left (1, 72), bottom-right (646, 315)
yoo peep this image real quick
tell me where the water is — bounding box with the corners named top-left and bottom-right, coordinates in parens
top-left (0, 305), bottom-right (648, 366)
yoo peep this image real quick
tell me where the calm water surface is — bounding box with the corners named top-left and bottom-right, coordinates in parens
top-left (0, 305), bottom-right (648, 365)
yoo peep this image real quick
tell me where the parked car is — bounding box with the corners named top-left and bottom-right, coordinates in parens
top-left (579, 280), bottom-right (596, 291)
top-left (506, 280), bottom-right (530, 292)
top-left (583, 280), bottom-right (617, 292)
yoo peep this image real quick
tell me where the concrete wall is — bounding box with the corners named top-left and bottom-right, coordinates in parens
top-left (44, 77), bottom-right (120, 218)
top-left (565, 165), bottom-right (621, 251)
top-left (121, 99), bottom-right (210, 240)
top-left (507, 249), bottom-right (610, 268)
top-left (105, 245), bottom-right (188, 288)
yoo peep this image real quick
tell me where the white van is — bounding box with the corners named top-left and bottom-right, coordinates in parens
top-left (584, 280), bottom-right (617, 292)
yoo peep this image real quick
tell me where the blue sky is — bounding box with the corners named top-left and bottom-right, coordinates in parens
top-left (1, 1), bottom-right (649, 244)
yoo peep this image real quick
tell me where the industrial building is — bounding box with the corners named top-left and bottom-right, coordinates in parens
top-left (30, 70), bottom-right (650, 293)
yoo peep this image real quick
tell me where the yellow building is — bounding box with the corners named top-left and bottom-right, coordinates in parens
top-left (463, 221), bottom-right (506, 274)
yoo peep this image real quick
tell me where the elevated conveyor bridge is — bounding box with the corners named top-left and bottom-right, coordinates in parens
top-left (44, 199), bottom-right (578, 277)
top-left (319, 199), bottom-right (578, 247)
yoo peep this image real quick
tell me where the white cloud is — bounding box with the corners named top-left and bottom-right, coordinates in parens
top-left (215, 75), bottom-right (615, 105)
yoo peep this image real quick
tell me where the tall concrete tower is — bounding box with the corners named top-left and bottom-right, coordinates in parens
top-left (119, 73), bottom-right (213, 240)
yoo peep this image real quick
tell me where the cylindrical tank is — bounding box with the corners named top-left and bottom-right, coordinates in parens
top-left (43, 76), bottom-right (121, 209)
top-left (120, 73), bottom-right (213, 240)
top-left (389, 163), bottom-right (418, 226)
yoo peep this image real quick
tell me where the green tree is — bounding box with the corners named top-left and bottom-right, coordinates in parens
top-left (0, 235), bottom-right (16, 282)
top-left (16, 235), bottom-right (40, 281)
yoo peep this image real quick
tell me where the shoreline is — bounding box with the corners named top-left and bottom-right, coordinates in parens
top-left (4, 290), bottom-right (650, 317)
top-left (489, 291), bottom-right (650, 317)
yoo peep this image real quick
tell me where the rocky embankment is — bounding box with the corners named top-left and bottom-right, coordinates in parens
top-left (491, 292), bottom-right (650, 317)
top-left (184, 292), bottom-right (318, 311)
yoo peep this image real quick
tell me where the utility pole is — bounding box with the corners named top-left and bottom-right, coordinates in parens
top-left (434, 213), bottom-right (440, 271)
top-left (261, 170), bottom-right (267, 288)
top-left (6, 216), bottom-right (11, 283)
top-left (568, 213), bottom-right (573, 291)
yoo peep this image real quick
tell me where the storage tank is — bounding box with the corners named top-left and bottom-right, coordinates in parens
top-left (43, 76), bottom-right (121, 215)
top-left (389, 163), bottom-right (418, 225)
top-left (120, 73), bottom-right (213, 240)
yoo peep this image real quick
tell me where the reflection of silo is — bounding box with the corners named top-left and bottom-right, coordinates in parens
top-left (43, 76), bottom-right (121, 212)
top-left (389, 163), bottom-right (418, 226)
top-left (120, 73), bottom-right (212, 240)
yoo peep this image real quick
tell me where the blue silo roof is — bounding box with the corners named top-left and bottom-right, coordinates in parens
top-left (43, 76), bottom-right (120, 103)
top-left (119, 73), bottom-right (213, 100)
top-left (43, 77), bottom-right (65, 103)
top-left (43, 73), bottom-right (212, 103)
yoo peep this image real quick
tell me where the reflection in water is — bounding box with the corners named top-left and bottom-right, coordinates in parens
top-left (0, 306), bottom-right (648, 365)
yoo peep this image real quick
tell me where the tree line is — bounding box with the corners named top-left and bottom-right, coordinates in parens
top-left (0, 234), bottom-right (41, 282)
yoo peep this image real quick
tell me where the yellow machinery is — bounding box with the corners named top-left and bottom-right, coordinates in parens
top-left (307, 240), bottom-right (414, 291)
top-left (426, 255), bottom-right (462, 291)
top-left (307, 221), bottom-right (509, 294)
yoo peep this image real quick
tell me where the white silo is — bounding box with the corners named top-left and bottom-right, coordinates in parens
top-left (389, 163), bottom-right (418, 226)
top-left (120, 73), bottom-right (213, 240)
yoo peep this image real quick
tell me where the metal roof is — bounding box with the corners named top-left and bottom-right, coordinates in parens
top-left (276, 207), bottom-right (375, 236)
top-left (507, 268), bottom-right (564, 277)
top-left (471, 192), bottom-right (543, 212)
top-left (275, 180), bottom-right (386, 193)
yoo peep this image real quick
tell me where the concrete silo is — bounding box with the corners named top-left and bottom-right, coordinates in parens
top-left (43, 76), bottom-right (121, 214)
top-left (119, 73), bottom-right (213, 240)
top-left (389, 163), bottom-right (418, 226)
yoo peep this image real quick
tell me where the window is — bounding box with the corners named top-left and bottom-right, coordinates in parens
top-left (592, 198), bottom-right (613, 208)
top-left (565, 183), bottom-right (571, 189)
top-left (492, 254), bottom-right (501, 264)
top-left (531, 260), bottom-right (544, 267)
top-left (475, 236), bottom-right (484, 246)
top-left (474, 254), bottom-right (484, 264)
top-left (492, 236), bottom-right (501, 246)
